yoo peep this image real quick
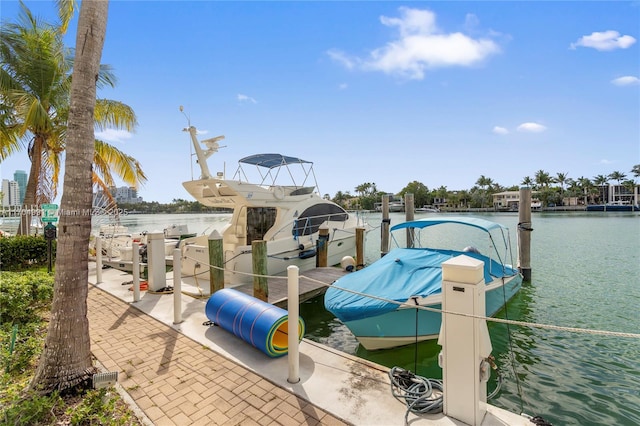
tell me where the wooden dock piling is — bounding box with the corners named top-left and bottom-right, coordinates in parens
top-left (252, 240), bottom-right (268, 301)
top-left (209, 231), bottom-right (224, 294)
top-left (518, 187), bottom-right (533, 282)
top-left (381, 194), bottom-right (390, 257)
top-left (317, 227), bottom-right (329, 267)
top-left (404, 193), bottom-right (415, 248)
top-left (356, 227), bottom-right (365, 270)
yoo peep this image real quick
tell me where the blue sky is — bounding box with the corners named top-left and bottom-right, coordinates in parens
top-left (1, 1), bottom-right (639, 203)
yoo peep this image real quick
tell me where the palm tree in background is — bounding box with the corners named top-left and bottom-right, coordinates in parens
top-left (555, 172), bottom-right (568, 205)
top-left (592, 174), bottom-right (609, 204)
top-left (534, 169), bottom-right (552, 189)
top-left (475, 175), bottom-right (493, 208)
top-left (0, 2), bottom-right (146, 234)
top-left (579, 177), bottom-right (598, 205)
top-left (521, 176), bottom-right (534, 187)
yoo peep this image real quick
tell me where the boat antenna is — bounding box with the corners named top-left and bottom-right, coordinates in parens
top-left (179, 105), bottom-right (223, 180)
top-left (180, 106), bottom-right (194, 180)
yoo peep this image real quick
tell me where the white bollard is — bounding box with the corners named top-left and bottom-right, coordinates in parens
top-left (173, 248), bottom-right (182, 324)
top-left (95, 236), bottom-right (103, 284)
top-left (132, 242), bottom-right (140, 302)
top-left (287, 265), bottom-right (300, 384)
top-left (146, 232), bottom-right (166, 291)
top-left (437, 255), bottom-right (492, 426)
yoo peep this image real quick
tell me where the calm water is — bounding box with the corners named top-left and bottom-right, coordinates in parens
top-left (96, 211), bottom-right (640, 425)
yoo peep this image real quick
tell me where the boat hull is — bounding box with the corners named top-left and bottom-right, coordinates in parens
top-left (342, 275), bottom-right (522, 351)
top-left (586, 204), bottom-right (639, 212)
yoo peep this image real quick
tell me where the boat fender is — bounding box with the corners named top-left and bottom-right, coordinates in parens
top-left (340, 256), bottom-right (355, 272)
top-left (298, 249), bottom-right (316, 259)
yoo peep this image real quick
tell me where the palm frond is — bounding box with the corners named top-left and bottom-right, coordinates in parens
top-left (94, 139), bottom-right (147, 187)
top-left (94, 99), bottom-right (137, 131)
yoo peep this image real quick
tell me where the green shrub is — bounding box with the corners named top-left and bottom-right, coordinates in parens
top-left (0, 235), bottom-right (56, 271)
top-left (0, 389), bottom-right (64, 426)
top-left (67, 388), bottom-right (134, 426)
top-left (1, 322), bottom-right (47, 376)
top-left (0, 271), bottom-right (54, 324)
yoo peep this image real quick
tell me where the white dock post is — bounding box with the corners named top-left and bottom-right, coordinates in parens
top-left (95, 236), bottom-right (102, 284)
top-left (132, 242), bottom-right (140, 302)
top-left (438, 255), bottom-right (492, 426)
top-left (146, 232), bottom-right (166, 292)
top-left (173, 248), bottom-right (183, 324)
top-left (287, 265), bottom-right (300, 384)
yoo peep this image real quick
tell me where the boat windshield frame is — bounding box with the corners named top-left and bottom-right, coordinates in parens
top-left (389, 216), bottom-right (515, 269)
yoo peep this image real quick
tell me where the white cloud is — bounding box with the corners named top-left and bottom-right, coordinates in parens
top-left (517, 122), bottom-right (547, 133)
top-left (338, 83), bottom-right (348, 90)
top-left (237, 94), bottom-right (257, 104)
top-left (328, 7), bottom-right (501, 80)
top-left (570, 30), bottom-right (636, 51)
top-left (327, 49), bottom-right (358, 70)
top-left (492, 126), bottom-right (509, 135)
top-left (611, 76), bottom-right (640, 86)
top-left (95, 129), bottom-right (133, 143)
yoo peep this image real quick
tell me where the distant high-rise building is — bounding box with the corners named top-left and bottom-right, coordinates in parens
top-left (13, 170), bottom-right (27, 204)
top-left (2, 179), bottom-right (20, 207)
top-left (93, 185), bottom-right (142, 206)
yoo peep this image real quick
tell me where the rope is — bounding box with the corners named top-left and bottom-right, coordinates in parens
top-left (388, 366), bottom-right (443, 425)
top-left (181, 254), bottom-right (640, 339)
top-left (300, 274), bottom-right (640, 339)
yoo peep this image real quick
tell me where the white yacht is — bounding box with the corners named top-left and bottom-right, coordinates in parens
top-left (179, 124), bottom-right (367, 285)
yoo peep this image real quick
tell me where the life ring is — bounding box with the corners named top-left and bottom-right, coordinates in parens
top-left (274, 186), bottom-right (285, 200)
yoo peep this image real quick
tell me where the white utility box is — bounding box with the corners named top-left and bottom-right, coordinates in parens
top-left (438, 255), bottom-right (492, 426)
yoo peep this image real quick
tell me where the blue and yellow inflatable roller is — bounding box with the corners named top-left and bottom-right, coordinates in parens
top-left (205, 288), bottom-right (305, 358)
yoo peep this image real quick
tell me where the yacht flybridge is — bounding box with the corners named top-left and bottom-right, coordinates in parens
top-left (179, 124), bottom-right (366, 286)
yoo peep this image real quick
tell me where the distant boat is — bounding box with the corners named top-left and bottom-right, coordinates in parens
top-left (388, 201), bottom-right (405, 212)
top-left (324, 216), bottom-right (523, 351)
top-left (586, 202), bottom-right (639, 212)
top-left (415, 205), bottom-right (440, 213)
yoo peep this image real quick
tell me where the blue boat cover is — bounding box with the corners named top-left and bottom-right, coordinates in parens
top-left (324, 247), bottom-right (517, 323)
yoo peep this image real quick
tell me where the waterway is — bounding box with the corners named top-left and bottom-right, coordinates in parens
top-left (97, 210), bottom-right (640, 425)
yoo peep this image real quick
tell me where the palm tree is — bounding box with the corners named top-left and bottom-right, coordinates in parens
top-left (534, 170), bottom-right (552, 189)
top-left (608, 171), bottom-right (627, 204)
top-left (30, 0), bottom-right (109, 394)
top-left (521, 176), bottom-right (534, 187)
top-left (475, 175), bottom-right (493, 208)
top-left (576, 177), bottom-right (596, 205)
top-left (555, 172), bottom-right (568, 205)
top-left (609, 171), bottom-right (626, 185)
top-left (0, 3), bottom-right (145, 234)
top-left (592, 174), bottom-right (609, 204)
top-left (622, 180), bottom-right (638, 206)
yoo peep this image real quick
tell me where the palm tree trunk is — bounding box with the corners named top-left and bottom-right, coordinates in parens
top-left (30, 0), bottom-right (109, 394)
top-left (18, 137), bottom-right (44, 235)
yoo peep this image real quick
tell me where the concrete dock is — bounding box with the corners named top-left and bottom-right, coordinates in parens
top-left (88, 262), bottom-right (531, 425)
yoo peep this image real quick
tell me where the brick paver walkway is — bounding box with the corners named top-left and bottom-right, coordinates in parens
top-left (87, 286), bottom-right (350, 426)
